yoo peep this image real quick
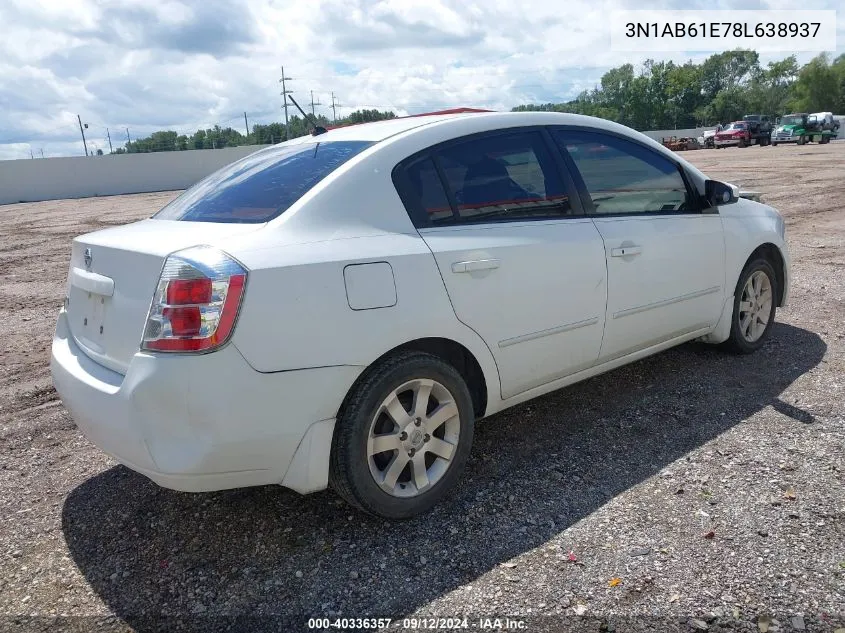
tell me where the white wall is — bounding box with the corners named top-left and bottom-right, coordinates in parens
top-left (0, 145), bottom-right (268, 206)
top-left (640, 127), bottom-right (711, 142)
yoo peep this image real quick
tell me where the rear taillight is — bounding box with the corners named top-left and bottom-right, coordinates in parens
top-left (141, 246), bottom-right (247, 353)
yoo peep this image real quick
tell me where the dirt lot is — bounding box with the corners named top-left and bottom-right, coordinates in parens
top-left (0, 143), bottom-right (843, 632)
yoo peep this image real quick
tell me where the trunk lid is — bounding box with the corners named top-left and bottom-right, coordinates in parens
top-left (64, 219), bottom-right (262, 375)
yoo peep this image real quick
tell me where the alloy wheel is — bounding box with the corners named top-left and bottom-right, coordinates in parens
top-left (367, 378), bottom-right (460, 498)
top-left (739, 270), bottom-right (773, 343)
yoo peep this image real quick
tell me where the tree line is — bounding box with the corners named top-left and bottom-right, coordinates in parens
top-left (511, 51), bottom-right (845, 130)
top-left (110, 51), bottom-right (845, 153)
top-left (114, 109), bottom-right (396, 154)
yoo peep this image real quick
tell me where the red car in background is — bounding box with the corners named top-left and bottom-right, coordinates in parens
top-left (714, 121), bottom-right (751, 148)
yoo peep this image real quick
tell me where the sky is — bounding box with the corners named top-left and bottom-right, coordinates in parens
top-left (0, 0), bottom-right (842, 160)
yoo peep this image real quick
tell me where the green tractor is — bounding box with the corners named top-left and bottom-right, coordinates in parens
top-left (771, 112), bottom-right (839, 146)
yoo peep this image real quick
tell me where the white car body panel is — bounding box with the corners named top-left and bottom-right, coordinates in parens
top-left (591, 214), bottom-right (726, 360)
top-left (420, 218), bottom-right (607, 399)
top-left (50, 111), bottom-right (789, 496)
top-left (51, 311), bottom-right (363, 492)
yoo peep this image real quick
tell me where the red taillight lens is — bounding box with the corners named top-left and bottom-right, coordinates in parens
top-left (166, 278), bottom-right (212, 305)
top-left (163, 306), bottom-right (202, 336)
top-left (141, 247), bottom-right (248, 353)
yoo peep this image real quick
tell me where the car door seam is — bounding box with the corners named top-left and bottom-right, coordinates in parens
top-left (414, 229), bottom-right (505, 401)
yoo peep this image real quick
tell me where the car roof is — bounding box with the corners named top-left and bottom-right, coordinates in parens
top-left (275, 110), bottom-right (709, 188)
top-left (283, 112), bottom-right (486, 144)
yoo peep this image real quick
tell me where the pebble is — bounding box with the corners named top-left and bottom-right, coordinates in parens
top-left (690, 619), bottom-right (709, 631)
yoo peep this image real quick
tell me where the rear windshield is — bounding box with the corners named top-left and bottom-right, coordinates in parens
top-left (153, 141), bottom-right (374, 223)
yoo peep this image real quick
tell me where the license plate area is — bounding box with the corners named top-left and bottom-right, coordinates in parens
top-left (71, 290), bottom-right (110, 352)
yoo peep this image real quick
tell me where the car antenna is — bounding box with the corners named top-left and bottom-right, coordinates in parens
top-left (286, 94), bottom-right (328, 136)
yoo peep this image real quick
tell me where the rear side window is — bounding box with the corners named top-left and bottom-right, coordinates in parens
top-left (436, 131), bottom-right (572, 223)
top-left (552, 130), bottom-right (691, 215)
top-left (153, 141), bottom-right (374, 223)
top-left (404, 158), bottom-right (454, 224)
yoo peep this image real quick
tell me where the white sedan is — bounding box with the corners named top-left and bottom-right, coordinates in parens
top-left (51, 111), bottom-right (790, 519)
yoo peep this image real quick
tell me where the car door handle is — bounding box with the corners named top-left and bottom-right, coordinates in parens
top-left (451, 259), bottom-right (501, 273)
top-left (610, 246), bottom-right (642, 257)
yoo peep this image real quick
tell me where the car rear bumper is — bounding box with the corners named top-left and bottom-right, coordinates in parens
top-left (50, 310), bottom-right (363, 493)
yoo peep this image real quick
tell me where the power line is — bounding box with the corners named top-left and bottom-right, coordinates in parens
top-left (331, 92), bottom-right (342, 123)
top-left (279, 65), bottom-right (294, 140)
top-left (77, 115), bottom-right (89, 157)
top-left (310, 90), bottom-right (322, 117)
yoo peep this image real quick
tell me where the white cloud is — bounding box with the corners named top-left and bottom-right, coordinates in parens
top-left (0, 0), bottom-right (842, 159)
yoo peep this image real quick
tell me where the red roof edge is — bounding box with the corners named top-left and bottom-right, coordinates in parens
top-left (323, 107), bottom-right (493, 131)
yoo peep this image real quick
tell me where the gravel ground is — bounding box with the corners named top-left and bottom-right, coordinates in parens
top-left (0, 143), bottom-right (843, 633)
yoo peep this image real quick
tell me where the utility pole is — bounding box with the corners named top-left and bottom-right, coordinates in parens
top-left (30, 150), bottom-right (34, 159)
top-left (279, 65), bottom-right (293, 140)
top-left (40, 149), bottom-right (44, 158)
top-left (125, 128), bottom-right (132, 152)
top-left (243, 111), bottom-right (250, 137)
top-left (310, 90), bottom-right (322, 117)
top-left (331, 92), bottom-right (342, 123)
top-left (77, 115), bottom-right (89, 156)
top-left (106, 128), bottom-right (113, 154)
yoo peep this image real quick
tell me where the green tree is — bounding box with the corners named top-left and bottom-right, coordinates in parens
top-left (790, 53), bottom-right (840, 112)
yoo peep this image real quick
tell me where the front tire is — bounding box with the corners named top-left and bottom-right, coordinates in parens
top-left (723, 258), bottom-right (778, 354)
top-left (329, 351), bottom-right (475, 519)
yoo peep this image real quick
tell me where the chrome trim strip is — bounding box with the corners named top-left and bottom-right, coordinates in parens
top-left (613, 286), bottom-right (721, 320)
top-left (498, 316), bottom-right (599, 348)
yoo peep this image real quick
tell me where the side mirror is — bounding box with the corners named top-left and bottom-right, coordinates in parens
top-left (705, 179), bottom-right (738, 207)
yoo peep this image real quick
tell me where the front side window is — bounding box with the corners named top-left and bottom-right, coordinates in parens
top-left (433, 131), bottom-right (573, 223)
top-left (552, 130), bottom-right (692, 215)
top-left (154, 141), bottom-right (374, 223)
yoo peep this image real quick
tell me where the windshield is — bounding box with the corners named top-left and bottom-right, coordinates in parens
top-left (780, 115), bottom-right (805, 126)
top-left (725, 122), bottom-right (747, 130)
top-left (153, 141), bottom-right (375, 223)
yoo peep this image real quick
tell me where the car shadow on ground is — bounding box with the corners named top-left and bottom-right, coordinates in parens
top-left (62, 323), bottom-right (825, 632)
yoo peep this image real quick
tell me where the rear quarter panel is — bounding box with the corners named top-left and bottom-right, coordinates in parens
top-left (229, 233), bottom-right (501, 412)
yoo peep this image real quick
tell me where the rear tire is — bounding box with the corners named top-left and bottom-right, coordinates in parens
top-left (722, 258), bottom-right (778, 355)
top-left (329, 351), bottom-right (475, 519)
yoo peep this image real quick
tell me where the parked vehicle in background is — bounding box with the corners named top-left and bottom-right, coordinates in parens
top-left (50, 111), bottom-right (791, 519)
top-left (772, 113), bottom-right (839, 145)
top-left (715, 121), bottom-right (754, 148)
top-left (698, 124), bottom-right (722, 149)
top-left (742, 114), bottom-right (773, 145)
top-left (661, 136), bottom-right (700, 151)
